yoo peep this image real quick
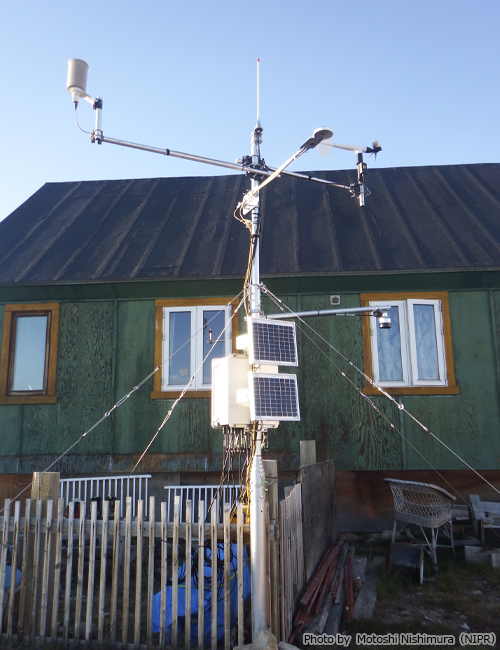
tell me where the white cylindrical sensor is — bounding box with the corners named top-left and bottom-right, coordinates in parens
top-left (67, 59), bottom-right (89, 100)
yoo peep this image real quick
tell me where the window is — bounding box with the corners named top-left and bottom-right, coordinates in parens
top-left (361, 292), bottom-right (459, 395)
top-left (0, 303), bottom-right (60, 404)
top-left (152, 298), bottom-right (238, 399)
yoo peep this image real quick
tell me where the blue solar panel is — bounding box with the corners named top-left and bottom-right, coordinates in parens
top-left (249, 318), bottom-right (298, 366)
top-left (250, 373), bottom-right (300, 421)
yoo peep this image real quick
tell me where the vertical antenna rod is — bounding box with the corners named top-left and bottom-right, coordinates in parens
top-left (249, 60), bottom-right (263, 316)
top-left (256, 59), bottom-right (260, 124)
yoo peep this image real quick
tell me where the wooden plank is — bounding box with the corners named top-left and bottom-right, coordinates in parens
top-left (300, 440), bottom-right (316, 467)
top-left (0, 498), bottom-right (10, 629)
top-left (172, 495), bottom-right (180, 649)
top-left (237, 502), bottom-right (244, 647)
top-left (279, 500), bottom-right (286, 643)
top-left (332, 544), bottom-right (349, 604)
top-left (7, 500), bottom-right (21, 643)
top-left (291, 542), bottom-right (345, 641)
top-left (110, 498), bottom-right (121, 643)
top-left (224, 504), bottom-right (230, 650)
top-left (263, 459), bottom-right (279, 639)
top-left (39, 498), bottom-right (54, 644)
top-left (160, 501), bottom-right (168, 648)
top-left (469, 494), bottom-right (492, 537)
top-left (306, 542), bottom-right (348, 635)
top-left (185, 499), bottom-right (192, 649)
top-left (307, 557), bottom-right (339, 635)
top-left (280, 482), bottom-right (305, 643)
top-left (29, 499), bottom-right (43, 645)
top-left (48, 518), bottom-right (250, 542)
top-left (18, 498), bottom-right (32, 640)
top-left (63, 501), bottom-right (75, 644)
top-left (147, 496), bottom-right (155, 649)
top-left (300, 543), bottom-right (338, 606)
top-left (345, 548), bottom-right (354, 623)
top-left (86, 499), bottom-right (98, 643)
top-left (98, 499), bottom-right (110, 644)
top-left (73, 501), bottom-right (86, 644)
top-left (198, 501), bottom-right (205, 650)
top-left (51, 498), bottom-right (65, 643)
top-left (122, 496), bottom-right (133, 647)
top-left (31, 472), bottom-right (60, 501)
top-left (211, 505), bottom-right (217, 650)
top-left (283, 493), bottom-right (291, 642)
top-left (482, 502), bottom-right (500, 516)
top-left (32, 469), bottom-right (60, 638)
top-left (300, 461), bottom-right (335, 584)
top-left (134, 499), bottom-right (144, 649)
top-left (313, 542), bottom-right (345, 615)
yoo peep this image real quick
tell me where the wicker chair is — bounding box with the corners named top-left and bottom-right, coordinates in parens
top-left (384, 478), bottom-right (456, 570)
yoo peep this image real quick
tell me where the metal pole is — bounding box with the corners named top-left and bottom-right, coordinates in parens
top-left (92, 134), bottom-right (352, 191)
top-left (265, 305), bottom-right (392, 319)
top-left (250, 429), bottom-right (267, 637)
top-left (93, 98), bottom-right (103, 142)
top-left (249, 61), bottom-right (267, 636)
top-left (249, 121), bottom-right (263, 316)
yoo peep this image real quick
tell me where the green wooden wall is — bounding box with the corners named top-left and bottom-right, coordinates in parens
top-left (1, 285), bottom-right (500, 473)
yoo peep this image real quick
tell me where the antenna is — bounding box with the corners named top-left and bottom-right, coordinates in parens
top-left (256, 59), bottom-right (260, 125)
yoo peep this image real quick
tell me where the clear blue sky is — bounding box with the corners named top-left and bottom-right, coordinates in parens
top-left (1, 1), bottom-right (499, 221)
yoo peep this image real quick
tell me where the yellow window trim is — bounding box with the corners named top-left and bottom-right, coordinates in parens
top-left (151, 297), bottom-right (240, 400)
top-left (0, 303), bottom-right (60, 404)
top-left (360, 291), bottom-right (459, 396)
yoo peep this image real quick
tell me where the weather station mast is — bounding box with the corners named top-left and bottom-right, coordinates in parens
top-left (67, 57), bottom-right (388, 639)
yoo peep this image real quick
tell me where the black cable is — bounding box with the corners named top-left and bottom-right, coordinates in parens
top-left (191, 540), bottom-right (237, 600)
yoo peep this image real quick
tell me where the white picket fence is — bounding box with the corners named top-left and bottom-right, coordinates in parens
top-left (60, 474), bottom-right (152, 518)
top-left (0, 495), bottom-right (254, 649)
top-left (163, 485), bottom-right (242, 523)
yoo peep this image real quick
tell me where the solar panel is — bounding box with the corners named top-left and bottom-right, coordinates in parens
top-left (249, 318), bottom-right (298, 366)
top-left (249, 373), bottom-right (300, 421)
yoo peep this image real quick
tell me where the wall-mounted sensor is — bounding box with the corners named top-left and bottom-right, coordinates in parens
top-left (378, 312), bottom-right (391, 329)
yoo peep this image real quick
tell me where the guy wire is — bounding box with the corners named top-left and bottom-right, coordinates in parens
top-left (0, 292), bottom-right (244, 516)
top-left (263, 286), bottom-right (500, 502)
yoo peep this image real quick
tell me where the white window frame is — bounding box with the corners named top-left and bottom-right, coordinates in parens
top-left (369, 298), bottom-right (447, 388)
top-left (161, 304), bottom-right (232, 391)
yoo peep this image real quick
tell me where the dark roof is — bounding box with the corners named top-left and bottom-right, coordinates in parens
top-left (1, 163), bottom-right (500, 284)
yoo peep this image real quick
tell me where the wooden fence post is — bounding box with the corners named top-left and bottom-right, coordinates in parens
top-left (0, 499), bottom-right (10, 634)
top-left (198, 501), bottom-right (205, 650)
top-left (98, 499), bottom-right (110, 644)
top-left (224, 504), bottom-right (231, 650)
top-left (185, 499), bottom-right (192, 649)
top-left (30, 471), bottom-right (60, 639)
top-left (300, 440), bottom-right (316, 466)
top-left (147, 495), bottom-right (155, 649)
top-left (7, 500), bottom-right (21, 643)
top-left (263, 459), bottom-right (279, 639)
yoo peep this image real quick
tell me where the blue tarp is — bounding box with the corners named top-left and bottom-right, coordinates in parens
top-left (4, 566), bottom-right (22, 590)
top-left (152, 543), bottom-right (250, 645)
